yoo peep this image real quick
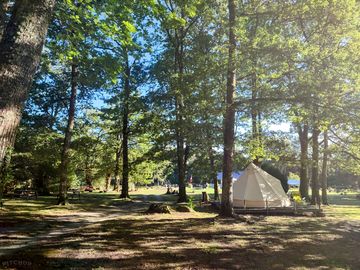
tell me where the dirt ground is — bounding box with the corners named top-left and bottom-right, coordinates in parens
top-left (0, 187), bottom-right (359, 270)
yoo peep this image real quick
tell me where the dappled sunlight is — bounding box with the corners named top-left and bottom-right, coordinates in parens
top-left (0, 190), bottom-right (359, 269)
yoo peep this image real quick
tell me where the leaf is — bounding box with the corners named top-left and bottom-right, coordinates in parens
top-left (123, 21), bottom-right (137, 33)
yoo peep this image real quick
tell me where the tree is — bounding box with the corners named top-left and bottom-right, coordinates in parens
top-left (154, 0), bottom-right (210, 202)
top-left (297, 121), bottom-right (310, 200)
top-left (0, 0), bottom-right (55, 178)
top-left (320, 130), bottom-right (329, 205)
top-left (52, 0), bottom-right (117, 204)
top-left (120, 52), bottom-right (131, 198)
top-left (58, 63), bottom-right (78, 204)
top-left (221, 0), bottom-right (236, 217)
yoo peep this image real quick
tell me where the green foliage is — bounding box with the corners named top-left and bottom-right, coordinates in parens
top-left (188, 196), bottom-right (195, 210)
top-left (289, 172), bottom-right (300, 180)
top-left (8, 0), bottom-right (360, 199)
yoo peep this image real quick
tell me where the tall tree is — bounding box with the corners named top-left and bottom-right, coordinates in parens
top-left (311, 120), bottom-right (321, 206)
top-left (0, 0), bottom-right (55, 176)
top-left (297, 122), bottom-right (310, 200)
top-left (54, 0), bottom-right (116, 204)
top-left (154, 0), bottom-right (206, 202)
top-left (58, 63), bottom-right (77, 204)
top-left (120, 53), bottom-right (131, 198)
top-left (320, 129), bottom-right (329, 205)
top-left (221, 0), bottom-right (236, 217)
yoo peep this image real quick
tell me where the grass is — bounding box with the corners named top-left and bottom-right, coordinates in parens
top-left (0, 187), bottom-right (359, 269)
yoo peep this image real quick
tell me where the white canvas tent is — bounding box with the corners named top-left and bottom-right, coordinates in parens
top-left (233, 163), bottom-right (291, 208)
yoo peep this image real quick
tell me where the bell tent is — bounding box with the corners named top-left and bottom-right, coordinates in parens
top-left (233, 163), bottom-right (291, 208)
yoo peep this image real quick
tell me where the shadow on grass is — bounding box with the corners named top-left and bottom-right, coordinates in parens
top-left (1, 214), bottom-right (360, 269)
top-left (1, 191), bottom-right (360, 269)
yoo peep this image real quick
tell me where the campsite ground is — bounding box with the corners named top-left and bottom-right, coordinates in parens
top-left (0, 187), bottom-right (359, 270)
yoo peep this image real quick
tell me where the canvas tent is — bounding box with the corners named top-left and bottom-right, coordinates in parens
top-left (233, 163), bottom-right (291, 208)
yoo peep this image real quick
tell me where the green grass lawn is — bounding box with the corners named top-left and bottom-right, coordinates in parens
top-left (0, 187), bottom-right (359, 269)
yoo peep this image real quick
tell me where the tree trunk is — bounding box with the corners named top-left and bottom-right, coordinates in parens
top-left (321, 129), bottom-right (329, 205)
top-left (298, 124), bottom-right (310, 201)
top-left (174, 24), bottom-right (187, 203)
top-left (120, 54), bottom-right (130, 199)
top-left (0, 0), bottom-right (10, 41)
top-left (0, 0), bottom-right (55, 174)
top-left (84, 155), bottom-right (92, 186)
top-left (221, 0), bottom-right (236, 217)
top-left (258, 111), bottom-right (263, 149)
top-left (58, 63), bottom-right (78, 205)
top-left (208, 145), bottom-right (219, 200)
top-left (311, 124), bottom-right (321, 205)
top-left (176, 118), bottom-right (187, 202)
top-left (35, 167), bottom-right (50, 196)
top-left (105, 173), bottom-right (111, 192)
top-left (251, 67), bottom-right (261, 166)
top-left (113, 135), bottom-right (122, 192)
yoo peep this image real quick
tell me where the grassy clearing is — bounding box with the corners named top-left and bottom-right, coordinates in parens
top-left (0, 187), bottom-right (359, 269)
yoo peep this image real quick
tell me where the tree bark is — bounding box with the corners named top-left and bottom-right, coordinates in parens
top-left (221, 0), bottom-right (236, 217)
top-left (0, 0), bottom-right (55, 174)
top-left (311, 124), bottom-right (321, 205)
top-left (58, 63), bottom-right (78, 205)
top-left (84, 154), bottom-right (92, 186)
top-left (208, 145), bottom-right (219, 200)
top-left (321, 129), bottom-right (329, 205)
top-left (113, 137), bottom-right (122, 192)
top-left (120, 54), bottom-right (130, 199)
top-left (0, 0), bottom-right (10, 41)
top-left (251, 63), bottom-right (261, 166)
top-left (251, 92), bottom-right (258, 165)
top-left (35, 167), bottom-right (50, 196)
top-left (174, 23), bottom-right (187, 203)
top-left (105, 173), bottom-right (111, 192)
top-left (298, 123), bottom-right (310, 201)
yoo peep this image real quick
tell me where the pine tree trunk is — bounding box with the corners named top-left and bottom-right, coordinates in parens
top-left (105, 173), bottom-right (111, 192)
top-left (258, 112), bottom-right (263, 149)
top-left (113, 136), bottom-right (122, 192)
top-left (251, 69), bottom-right (260, 165)
top-left (35, 167), bottom-right (50, 196)
top-left (321, 130), bottom-right (329, 205)
top-left (174, 26), bottom-right (187, 203)
top-left (0, 0), bottom-right (55, 172)
top-left (84, 155), bottom-right (92, 186)
top-left (58, 64), bottom-right (78, 205)
top-left (120, 55), bottom-right (130, 199)
top-left (298, 124), bottom-right (310, 201)
top-left (311, 124), bottom-right (321, 205)
top-left (208, 146), bottom-right (219, 200)
top-left (176, 117), bottom-right (186, 202)
top-left (221, 0), bottom-right (236, 217)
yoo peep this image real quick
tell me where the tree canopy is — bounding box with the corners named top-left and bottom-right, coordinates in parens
top-left (0, 0), bottom-right (359, 209)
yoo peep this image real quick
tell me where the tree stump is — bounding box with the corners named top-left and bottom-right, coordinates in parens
top-left (146, 203), bottom-right (171, 214)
